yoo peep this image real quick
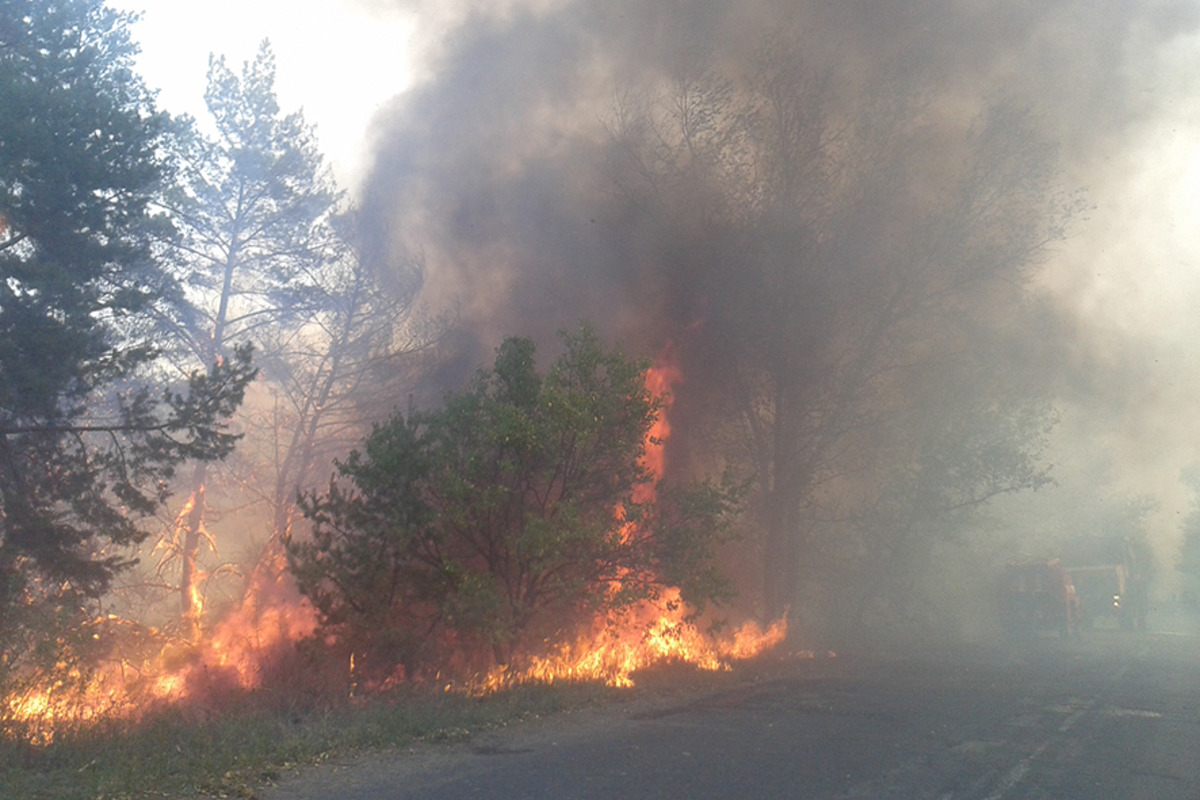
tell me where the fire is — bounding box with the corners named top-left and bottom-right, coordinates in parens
top-left (3, 657), bottom-right (136, 745)
top-left (470, 592), bottom-right (787, 694)
top-left (470, 345), bottom-right (788, 694)
top-left (2, 548), bottom-right (318, 743)
top-left (638, 342), bottom-right (683, 499)
top-left (147, 546), bottom-right (319, 703)
top-left (3, 341), bottom-right (789, 744)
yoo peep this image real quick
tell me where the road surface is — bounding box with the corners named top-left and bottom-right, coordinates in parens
top-left (261, 628), bottom-right (1200, 799)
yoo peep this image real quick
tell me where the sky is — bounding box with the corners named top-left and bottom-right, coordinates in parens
top-left (109, 0), bottom-right (416, 188)
top-left (108, 0), bottom-right (1200, 587)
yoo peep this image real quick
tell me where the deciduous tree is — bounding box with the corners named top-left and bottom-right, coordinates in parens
top-left (606, 46), bottom-right (1076, 625)
top-left (288, 326), bottom-right (737, 675)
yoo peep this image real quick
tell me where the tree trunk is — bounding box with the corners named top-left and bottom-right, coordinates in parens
top-left (179, 461), bottom-right (208, 642)
top-left (762, 489), bottom-right (800, 624)
top-left (761, 376), bottom-right (804, 624)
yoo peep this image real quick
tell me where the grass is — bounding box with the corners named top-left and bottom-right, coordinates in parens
top-left (0, 650), bottom-right (805, 800)
top-left (0, 679), bottom-right (626, 800)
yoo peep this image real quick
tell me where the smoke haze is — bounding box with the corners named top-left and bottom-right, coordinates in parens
top-left (357, 0), bottom-right (1200, 618)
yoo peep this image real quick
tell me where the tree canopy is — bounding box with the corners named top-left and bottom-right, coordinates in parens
top-left (288, 326), bottom-right (737, 674)
top-left (601, 51), bottom-right (1073, 626)
top-left (0, 0), bottom-right (253, 675)
top-left (152, 40), bottom-right (341, 639)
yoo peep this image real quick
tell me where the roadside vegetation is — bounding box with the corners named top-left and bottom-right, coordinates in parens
top-left (5, 1), bottom-right (1145, 792)
top-left (1, 661), bottom-right (737, 800)
top-left (289, 327), bottom-right (739, 680)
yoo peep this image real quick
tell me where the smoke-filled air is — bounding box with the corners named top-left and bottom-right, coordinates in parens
top-left (361, 0), bottom-right (1200, 631)
top-left (4, 0), bottom-right (1200, 763)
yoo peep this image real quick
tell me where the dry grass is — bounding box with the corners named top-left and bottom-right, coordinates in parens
top-left (0, 679), bottom-right (622, 800)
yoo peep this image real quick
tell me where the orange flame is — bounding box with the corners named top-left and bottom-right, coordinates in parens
top-left (3, 549), bottom-right (318, 743)
top-left (4, 342), bottom-right (789, 743)
top-left (3, 663), bottom-right (129, 745)
top-left (638, 344), bottom-right (682, 498)
top-left (470, 343), bottom-right (787, 693)
top-left (148, 547), bottom-right (318, 703)
top-left (469, 590), bottom-right (788, 694)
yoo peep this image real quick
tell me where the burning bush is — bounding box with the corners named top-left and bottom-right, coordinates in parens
top-left (287, 326), bottom-right (740, 680)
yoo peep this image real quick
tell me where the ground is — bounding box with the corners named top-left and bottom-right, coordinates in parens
top-left (236, 609), bottom-right (1200, 800)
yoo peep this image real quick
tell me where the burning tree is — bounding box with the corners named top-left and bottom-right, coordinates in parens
top-left (288, 326), bottom-right (739, 677)
top-left (0, 0), bottom-right (254, 706)
top-left (144, 40), bottom-right (448, 651)
top-left (359, 14), bottom-right (1078, 640)
top-left (603, 46), bottom-right (1075, 627)
top-left (152, 41), bottom-right (340, 641)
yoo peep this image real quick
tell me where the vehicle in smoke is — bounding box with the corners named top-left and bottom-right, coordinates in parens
top-left (1064, 564), bottom-right (1127, 631)
top-left (999, 559), bottom-right (1082, 639)
top-left (1062, 536), bottom-right (1149, 631)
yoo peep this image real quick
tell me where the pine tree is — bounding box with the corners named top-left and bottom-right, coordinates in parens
top-left (0, 0), bottom-right (253, 672)
top-left (156, 40), bottom-right (340, 639)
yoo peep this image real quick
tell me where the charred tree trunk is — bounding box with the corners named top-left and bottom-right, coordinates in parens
top-left (176, 240), bottom-right (235, 640)
top-left (178, 462), bottom-right (208, 642)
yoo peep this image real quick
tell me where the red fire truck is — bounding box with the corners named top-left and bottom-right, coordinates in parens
top-left (1000, 559), bottom-right (1082, 639)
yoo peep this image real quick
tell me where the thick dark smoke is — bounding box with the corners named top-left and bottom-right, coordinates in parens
top-left (361, 0), bottom-right (1197, 369)
top-left (357, 0), bottom-right (1200, 616)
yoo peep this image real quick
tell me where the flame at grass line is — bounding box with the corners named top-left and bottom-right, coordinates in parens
top-left (3, 549), bottom-right (319, 743)
top-left (469, 592), bottom-right (789, 694)
top-left (3, 344), bottom-right (789, 742)
top-left (148, 546), bottom-right (319, 702)
top-left (470, 347), bottom-right (789, 694)
top-left (3, 644), bottom-right (132, 745)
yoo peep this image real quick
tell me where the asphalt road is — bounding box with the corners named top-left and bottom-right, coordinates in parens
top-left (261, 627), bottom-right (1200, 800)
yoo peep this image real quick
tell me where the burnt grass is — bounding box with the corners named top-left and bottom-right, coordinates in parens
top-left (0, 655), bottom-right (801, 800)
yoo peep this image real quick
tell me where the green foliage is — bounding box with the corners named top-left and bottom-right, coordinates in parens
top-left (646, 476), bottom-right (744, 613)
top-left (289, 326), bottom-right (737, 673)
top-left (0, 0), bottom-right (254, 678)
top-left (0, 0), bottom-right (167, 418)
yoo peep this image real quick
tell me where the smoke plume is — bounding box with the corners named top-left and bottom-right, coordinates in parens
top-left (358, 0), bottom-right (1200, 606)
top-left (362, 0), bottom-right (1195, 353)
